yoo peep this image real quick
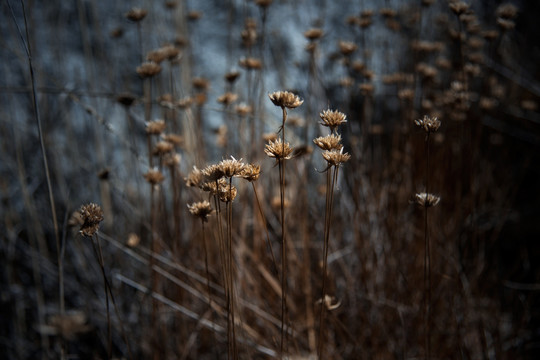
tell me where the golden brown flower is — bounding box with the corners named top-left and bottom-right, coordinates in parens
top-left (185, 166), bottom-right (204, 187)
top-left (239, 57), bottom-right (262, 70)
top-left (414, 115), bottom-right (441, 133)
top-left (449, 1), bottom-right (469, 16)
top-left (338, 40), bottom-right (357, 56)
top-left (268, 91), bottom-right (303, 109)
top-left (415, 193), bottom-right (441, 207)
top-left (225, 71), bottom-right (241, 83)
top-left (187, 201), bottom-right (214, 222)
top-left (162, 133), bottom-right (184, 147)
top-left (322, 148), bottom-right (351, 166)
top-left (136, 62), bottom-right (161, 78)
top-left (313, 134), bottom-right (343, 151)
top-left (79, 203), bottom-right (104, 237)
top-left (496, 3), bottom-right (518, 19)
top-left (152, 141), bottom-right (174, 156)
top-left (192, 77), bottom-right (210, 91)
top-left (304, 28), bottom-right (324, 41)
top-left (264, 138), bottom-right (293, 160)
top-left (217, 92), bottom-right (238, 106)
top-left (202, 164), bottom-right (225, 182)
top-left (319, 109), bottom-right (347, 132)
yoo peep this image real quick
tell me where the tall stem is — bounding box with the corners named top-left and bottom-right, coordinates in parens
top-left (424, 133), bottom-right (431, 360)
top-left (279, 105), bottom-right (288, 356)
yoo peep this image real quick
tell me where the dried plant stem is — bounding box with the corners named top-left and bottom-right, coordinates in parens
top-left (279, 106), bottom-right (288, 357)
top-left (226, 178), bottom-right (238, 359)
top-left (424, 133), bottom-right (432, 360)
top-left (250, 182), bottom-right (278, 271)
top-left (318, 164), bottom-right (339, 358)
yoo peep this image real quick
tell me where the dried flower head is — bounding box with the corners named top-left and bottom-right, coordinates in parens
top-left (136, 62), bottom-right (161, 78)
top-left (268, 91), bottom-right (304, 109)
top-left (322, 148), bottom-right (351, 166)
top-left (162, 133), bottom-right (184, 147)
top-left (255, 0), bottom-right (273, 8)
top-left (185, 166), bottom-right (204, 188)
top-left (217, 92), bottom-right (238, 106)
top-left (338, 40), bottom-right (357, 56)
top-left (147, 48), bottom-right (168, 64)
top-left (126, 8), bottom-right (148, 22)
top-left (202, 164), bottom-right (225, 182)
top-left (187, 201), bottom-right (214, 222)
top-left (313, 134), bottom-right (343, 151)
top-left (415, 193), bottom-right (441, 207)
top-left (218, 183), bottom-right (237, 203)
top-left (241, 164), bottom-right (261, 182)
top-left (239, 57), bottom-right (263, 70)
top-left (225, 71), bottom-right (241, 83)
top-left (152, 141), bottom-right (174, 156)
top-left (146, 119), bottom-right (166, 135)
top-left (449, 1), bottom-right (469, 16)
top-left (264, 138), bottom-right (293, 160)
top-left (496, 3), bottom-right (518, 19)
top-left (144, 169), bottom-right (165, 185)
top-left (235, 103), bottom-right (253, 116)
top-left (116, 92), bottom-right (137, 107)
top-left (320, 109), bottom-right (347, 132)
top-left (163, 153), bottom-right (181, 167)
top-left (79, 203), bottom-right (104, 237)
top-left (218, 156), bottom-right (246, 178)
top-left (304, 28), bottom-right (324, 41)
top-left (127, 233), bottom-right (140, 247)
top-left (192, 77), bottom-right (210, 91)
top-left (414, 115), bottom-right (441, 133)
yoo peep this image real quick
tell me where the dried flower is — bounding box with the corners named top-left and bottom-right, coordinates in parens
top-left (146, 119), bottom-right (166, 135)
top-left (322, 148), bottom-right (351, 166)
top-left (496, 3), bottom-right (518, 19)
top-left (239, 57), bottom-right (263, 70)
top-left (265, 138), bottom-right (293, 160)
top-left (136, 62), bottom-right (161, 78)
top-left (449, 2), bottom-right (469, 16)
top-left (414, 115), bottom-right (441, 134)
top-left (218, 156), bottom-right (246, 178)
top-left (144, 169), bottom-right (165, 185)
top-left (127, 233), bottom-right (140, 247)
top-left (320, 109), bottom-right (347, 132)
top-left (202, 164), bottom-right (225, 182)
top-left (116, 92), bottom-right (137, 107)
top-left (187, 201), bottom-right (214, 222)
top-left (152, 141), bottom-right (174, 156)
top-left (241, 164), bottom-right (261, 182)
top-left (192, 77), bottom-right (210, 91)
top-left (126, 8), bottom-right (148, 22)
top-left (268, 91), bottom-right (304, 109)
top-left (304, 28), bottom-right (324, 41)
top-left (415, 193), bottom-right (441, 207)
top-left (338, 40), bottom-right (357, 56)
top-left (217, 92), bottom-right (238, 106)
top-left (185, 166), bottom-right (203, 188)
top-left (313, 134), bottom-right (343, 151)
top-left (79, 203), bottom-right (104, 237)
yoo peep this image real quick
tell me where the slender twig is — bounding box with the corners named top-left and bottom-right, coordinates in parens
top-left (250, 182), bottom-right (278, 271)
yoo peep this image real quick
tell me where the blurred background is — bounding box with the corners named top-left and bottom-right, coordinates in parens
top-left (1, 0), bottom-right (540, 359)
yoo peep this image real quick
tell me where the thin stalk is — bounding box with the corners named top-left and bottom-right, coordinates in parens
top-left (91, 235), bottom-right (112, 359)
top-left (250, 182), bottom-right (277, 271)
top-left (279, 105), bottom-right (288, 356)
top-left (7, 2), bottom-right (63, 358)
top-left (227, 178), bottom-right (238, 359)
top-left (424, 133), bottom-right (431, 360)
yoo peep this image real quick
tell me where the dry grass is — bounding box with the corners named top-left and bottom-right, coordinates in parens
top-left (1, 1), bottom-right (540, 359)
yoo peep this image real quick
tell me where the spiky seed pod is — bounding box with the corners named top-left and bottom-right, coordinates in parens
top-left (146, 119), bottom-right (166, 135)
top-left (126, 8), bottom-right (148, 22)
top-left (187, 201), bottom-right (214, 222)
top-left (264, 138), bottom-right (293, 160)
top-left (322, 148), bottom-right (351, 166)
top-left (144, 169), bottom-right (165, 185)
top-left (414, 115), bottom-right (441, 134)
top-left (268, 91), bottom-right (304, 109)
top-left (313, 134), bottom-right (343, 151)
top-left (136, 62), bottom-right (161, 78)
top-left (218, 184), bottom-right (238, 203)
top-left (79, 203), bottom-right (104, 237)
top-left (218, 157), bottom-right (246, 178)
top-left (415, 193), bottom-right (441, 207)
top-left (320, 109), bottom-right (347, 132)
top-left (185, 166), bottom-right (204, 188)
top-left (241, 164), bottom-right (261, 182)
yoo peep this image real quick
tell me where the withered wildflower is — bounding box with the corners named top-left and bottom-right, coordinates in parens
top-left (268, 91), bottom-right (304, 109)
top-left (322, 148), bottom-right (351, 167)
top-left (185, 166), bottom-right (203, 188)
top-left (241, 164), bottom-right (261, 182)
top-left (218, 157), bottom-right (246, 178)
top-left (79, 203), bottom-right (104, 237)
top-left (126, 8), bottom-right (148, 22)
top-left (415, 193), bottom-right (441, 207)
top-left (320, 109), bottom-right (347, 132)
top-left (144, 169), bottom-right (165, 185)
top-left (313, 134), bottom-right (343, 151)
top-left (136, 62), bottom-right (161, 78)
top-left (265, 138), bottom-right (293, 160)
top-left (146, 119), bottom-right (166, 135)
top-left (415, 115), bottom-right (441, 134)
top-left (187, 201), bottom-right (214, 222)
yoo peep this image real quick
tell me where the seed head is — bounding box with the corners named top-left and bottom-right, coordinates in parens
top-left (320, 109), bottom-right (347, 132)
top-left (218, 156), bottom-right (246, 178)
top-left (202, 164), bottom-right (225, 182)
top-left (136, 62), bottom-right (161, 78)
top-left (187, 201), bottom-right (214, 222)
top-left (304, 28), bottom-right (324, 41)
top-left (449, 1), bottom-right (469, 16)
top-left (146, 119), bottom-right (166, 135)
top-left (126, 8), bottom-right (148, 22)
top-left (241, 164), bottom-right (261, 182)
top-left (152, 141), bottom-right (174, 155)
top-left (79, 203), bottom-right (104, 237)
top-left (185, 166), bottom-right (204, 188)
top-left (338, 40), bottom-right (357, 56)
top-left (496, 3), bottom-right (518, 19)
top-left (414, 115), bottom-right (441, 134)
top-left (313, 134), bottom-right (343, 151)
top-left (264, 138), bottom-right (293, 160)
top-left (225, 71), bottom-right (241, 83)
top-left (268, 91), bottom-right (304, 109)
top-left (415, 193), bottom-right (441, 207)
top-left (322, 148), bottom-right (351, 166)
top-left (217, 92), bottom-right (238, 106)
top-left (239, 57), bottom-right (263, 70)
top-left (144, 169), bottom-right (165, 185)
